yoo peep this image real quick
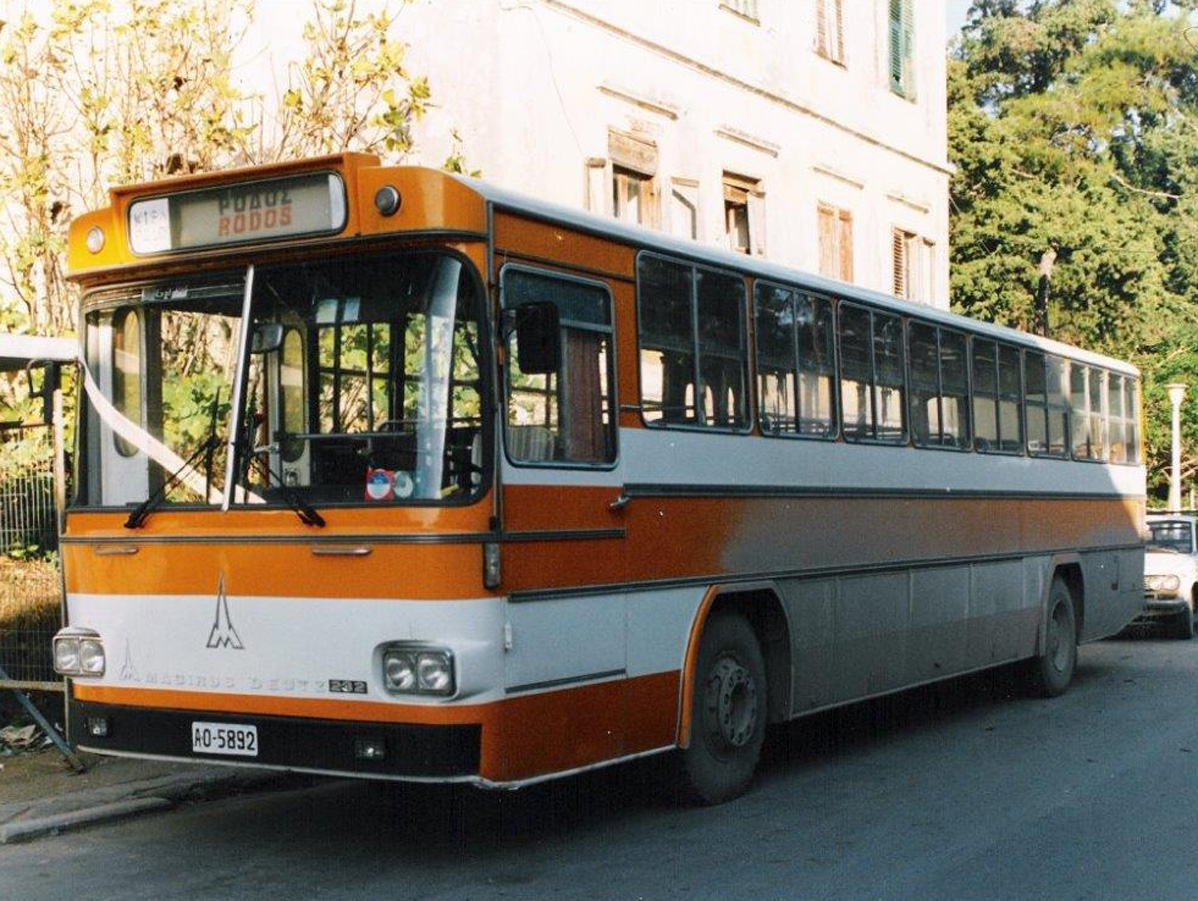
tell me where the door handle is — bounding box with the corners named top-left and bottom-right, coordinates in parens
top-left (310, 545), bottom-right (373, 557)
top-left (93, 544), bottom-right (139, 556)
top-left (609, 491), bottom-right (630, 510)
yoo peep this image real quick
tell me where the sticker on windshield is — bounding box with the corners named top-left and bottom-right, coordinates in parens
top-left (393, 471), bottom-right (414, 499)
top-left (364, 468), bottom-right (394, 501)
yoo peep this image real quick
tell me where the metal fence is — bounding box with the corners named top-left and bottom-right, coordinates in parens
top-left (0, 424), bottom-right (62, 691)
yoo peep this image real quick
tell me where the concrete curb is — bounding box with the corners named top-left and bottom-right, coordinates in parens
top-left (0, 766), bottom-right (296, 845)
top-left (0, 797), bottom-right (173, 844)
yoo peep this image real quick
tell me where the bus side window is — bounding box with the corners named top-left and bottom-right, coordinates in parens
top-left (1024, 351), bottom-right (1049, 455)
top-left (1125, 377), bottom-right (1140, 463)
top-left (997, 344), bottom-right (1023, 453)
top-left (755, 287), bottom-right (835, 438)
top-left (1070, 362), bottom-right (1092, 459)
top-left (1046, 355), bottom-right (1069, 456)
top-left (907, 321), bottom-right (939, 446)
top-left (939, 329), bottom-right (970, 449)
top-left (838, 304), bottom-right (873, 440)
top-left (971, 338), bottom-right (998, 452)
top-left (504, 268), bottom-right (616, 465)
top-left (1108, 372), bottom-right (1126, 463)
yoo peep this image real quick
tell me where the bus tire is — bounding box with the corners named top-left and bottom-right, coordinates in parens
top-left (1027, 576), bottom-right (1078, 698)
top-left (678, 612), bottom-right (767, 805)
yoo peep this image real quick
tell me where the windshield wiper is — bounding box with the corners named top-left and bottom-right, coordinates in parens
top-left (124, 435), bottom-right (219, 529)
top-left (245, 454), bottom-right (326, 527)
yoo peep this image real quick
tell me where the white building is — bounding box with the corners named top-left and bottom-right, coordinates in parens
top-left (247, 0), bottom-right (950, 307)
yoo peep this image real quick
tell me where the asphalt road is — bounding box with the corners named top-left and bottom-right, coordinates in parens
top-left (3, 629), bottom-right (1198, 901)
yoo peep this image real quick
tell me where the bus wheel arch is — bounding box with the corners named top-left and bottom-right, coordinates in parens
top-left (1038, 557), bottom-right (1084, 652)
top-left (677, 583), bottom-right (792, 750)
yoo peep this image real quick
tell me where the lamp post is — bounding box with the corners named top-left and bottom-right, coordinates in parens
top-left (1167, 382), bottom-right (1187, 511)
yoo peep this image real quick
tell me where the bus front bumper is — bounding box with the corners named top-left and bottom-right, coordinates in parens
top-left (69, 700), bottom-right (481, 781)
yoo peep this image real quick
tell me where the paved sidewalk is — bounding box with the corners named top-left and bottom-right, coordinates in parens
top-left (0, 747), bottom-right (294, 844)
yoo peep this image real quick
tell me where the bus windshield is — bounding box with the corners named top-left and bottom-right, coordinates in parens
top-left (1148, 521), bottom-right (1193, 554)
top-left (79, 277), bottom-right (246, 508)
top-left (234, 252), bottom-right (487, 506)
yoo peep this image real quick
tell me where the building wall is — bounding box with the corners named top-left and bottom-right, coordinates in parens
top-left (245, 0), bottom-right (950, 308)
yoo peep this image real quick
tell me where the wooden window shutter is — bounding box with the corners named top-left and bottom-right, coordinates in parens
top-left (817, 204), bottom-right (836, 277)
top-left (837, 209), bottom-right (853, 282)
top-left (892, 228), bottom-right (908, 297)
top-left (834, 0), bottom-right (844, 63)
top-left (901, 0), bottom-right (916, 98)
top-left (608, 129), bottom-right (657, 177)
top-left (816, 0), bottom-right (828, 56)
top-left (747, 189), bottom-right (766, 256)
top-left (888, 0), bottom-right (903, 92)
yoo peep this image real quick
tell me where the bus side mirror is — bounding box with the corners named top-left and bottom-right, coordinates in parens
top-left (251, 323), bottom-right (285, 354)
top-left (514, 302), bottom-right (560, 375)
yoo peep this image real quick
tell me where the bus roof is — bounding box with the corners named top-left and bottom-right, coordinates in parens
top-left (451, 172), bottom-right (1139, 378)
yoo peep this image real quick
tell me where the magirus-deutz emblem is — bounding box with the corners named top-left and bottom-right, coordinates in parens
top-left (205, 573), bottom-right (244, 650)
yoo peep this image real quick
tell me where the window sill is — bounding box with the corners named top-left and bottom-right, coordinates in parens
top-left (719, 4), bottom-right (759, 25)
top-left (815, 50), bottom-right (847, 69)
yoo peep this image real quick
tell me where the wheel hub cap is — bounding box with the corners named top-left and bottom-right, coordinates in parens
top-left (703, 656), bottom-right (757, 748)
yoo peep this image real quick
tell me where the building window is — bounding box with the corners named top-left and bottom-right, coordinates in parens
top-left (724, 172), bottom-right (764, 256)
top-left (670, 178), bottom-right (700, 241)
top-left (815, 0), bottom-right (845, 65)
top-left (638, 254), bottom-right (749, 430)
top-left (888, 0), bottom-right (915, 98)
top-left (891, 227), bottom-right (934, 303)
top-left (720, 0), bottom-right (758, 22)
top-left (608, 129), bottom-right (658, 227)
top-left (817, 203), bottom-right (853, 282)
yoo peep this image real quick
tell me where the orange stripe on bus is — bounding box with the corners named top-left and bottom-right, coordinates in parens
top-left (675, 585), bottom-right (721, 749)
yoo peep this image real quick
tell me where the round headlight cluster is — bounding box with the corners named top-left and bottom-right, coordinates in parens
top-left (381, 646), bottom-right (454, 696)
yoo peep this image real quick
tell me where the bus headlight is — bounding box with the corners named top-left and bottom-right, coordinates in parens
top-left (53, 628), bottom-right (105, 677)
top-left (80, 639), bottom-right (106, 675)
top-left (381, 645), bottom-right (454, 697)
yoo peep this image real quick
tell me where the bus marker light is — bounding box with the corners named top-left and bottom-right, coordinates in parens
top-left (483, 542), bottom-right (501, 589)
top-left (374, 185), bottom-right (401, 217)
top-left (85, 226), bottom-right (105, 253)
top-left (86, 717), bottom-right (109, 738)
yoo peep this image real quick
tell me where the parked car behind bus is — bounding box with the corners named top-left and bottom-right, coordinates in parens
top-left (1142, 514), bottom-right (1198, 639)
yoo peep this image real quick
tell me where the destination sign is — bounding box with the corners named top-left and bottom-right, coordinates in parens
top-left (127, 172), bottom-right (347, 254)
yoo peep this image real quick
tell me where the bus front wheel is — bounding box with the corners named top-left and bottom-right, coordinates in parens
top-left (1027, 577), bottom-right (1078, 697)
top-left (678, 611), bottom-right (767, 805)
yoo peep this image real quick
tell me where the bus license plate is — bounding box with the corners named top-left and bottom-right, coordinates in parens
top-left (191, 722), bottom-right (258, 757)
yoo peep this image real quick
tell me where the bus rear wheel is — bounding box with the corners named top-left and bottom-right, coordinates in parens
top-left (1026, 576), bottom-right (1078, 697)
top-left (678, 612), bottom-right (767, 805)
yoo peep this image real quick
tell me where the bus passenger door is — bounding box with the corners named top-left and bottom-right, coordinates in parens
top-left (497, 265), bottom-right (629, 767)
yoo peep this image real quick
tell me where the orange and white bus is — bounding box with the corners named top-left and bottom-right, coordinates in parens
top-left (54, 153), bottom-right (1145, 803)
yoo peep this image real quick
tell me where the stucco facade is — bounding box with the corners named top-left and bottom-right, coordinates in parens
top-left (247, 0), bottom-right (950, 307)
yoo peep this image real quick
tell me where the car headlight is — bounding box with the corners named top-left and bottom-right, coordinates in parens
top-left (381, 645), bottom-right (454, 697)
top-left (53, 628), bottom-right (104, 677)
top-left (1146, 574), bottom-right (1182, 593)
